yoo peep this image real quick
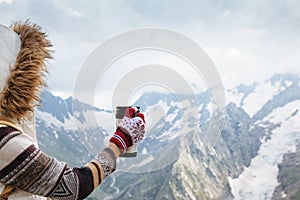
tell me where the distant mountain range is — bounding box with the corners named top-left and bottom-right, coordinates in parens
top-left (35, 73), bottom-right (300, 200)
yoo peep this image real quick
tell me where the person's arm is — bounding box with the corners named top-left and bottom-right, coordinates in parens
top-left (49, 143), bottom-right (119, 199)
top-left (0, 128), bottom-right (118, 199)
top-left (108, 142), bottom-right (121, 158)
top-left (0, 108), bottom-right (145, 199)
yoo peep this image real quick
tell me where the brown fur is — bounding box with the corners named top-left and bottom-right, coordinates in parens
top-left (0, 21), bottom-right (52, 121)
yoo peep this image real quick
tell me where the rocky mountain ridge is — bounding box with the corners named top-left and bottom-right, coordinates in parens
top-left (35, 73), bottom-right (300, 199)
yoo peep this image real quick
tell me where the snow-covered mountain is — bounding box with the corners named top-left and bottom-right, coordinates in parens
top-left (36, 90), bottom-right (115, 166)
top-left (227, 74), bottom-right (300, 200)
top-left (35, 73), bottom-right (300, 199)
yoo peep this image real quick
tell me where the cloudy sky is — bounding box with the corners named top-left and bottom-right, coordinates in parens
top-left (0, 0), bottom-right (299, 106)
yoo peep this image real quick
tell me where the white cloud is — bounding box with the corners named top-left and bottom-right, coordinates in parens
top-left (0, 0), bottom-right (12, 4)
top-left (1, 0), bottom-right (299, 100)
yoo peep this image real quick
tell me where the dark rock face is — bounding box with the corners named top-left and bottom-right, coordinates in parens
top-left (272, 144), bottom-right (300, 200)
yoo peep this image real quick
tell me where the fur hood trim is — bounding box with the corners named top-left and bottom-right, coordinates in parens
top-left (0, 21), bottom-right (52, 121)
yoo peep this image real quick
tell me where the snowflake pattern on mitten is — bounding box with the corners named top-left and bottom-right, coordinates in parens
top-left (118, 116), bottom-right (145, 144)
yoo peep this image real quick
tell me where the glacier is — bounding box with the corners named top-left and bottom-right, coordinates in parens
top-left (229, 94), bottom-right (300, 199)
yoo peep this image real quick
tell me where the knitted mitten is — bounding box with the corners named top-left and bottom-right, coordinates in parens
top-left (110, 108), bottom-right (145, 152)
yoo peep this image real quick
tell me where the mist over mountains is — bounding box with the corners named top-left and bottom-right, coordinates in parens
top-left (36, 74), bottom-right (300, 200)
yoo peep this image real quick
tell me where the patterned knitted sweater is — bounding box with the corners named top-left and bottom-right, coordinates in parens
top-left (0, 124), bottom-right (116, 200)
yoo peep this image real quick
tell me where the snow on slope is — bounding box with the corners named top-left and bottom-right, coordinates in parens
top-left (227, 80), bottom-right (281, 117)
top-left (36, 109), bottom-right (114, 133)
top-left (35, 110), bottom-right (72, 130)
top-left (229, 100), bottom-right (300, 200)
top-left (242, 82), bottom-right (280, 117)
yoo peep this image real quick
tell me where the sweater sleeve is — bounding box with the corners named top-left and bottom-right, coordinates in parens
top-left (49, 148), bottom-right (116, 200)
top-left (0, 125), bottom-right (116, 200)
